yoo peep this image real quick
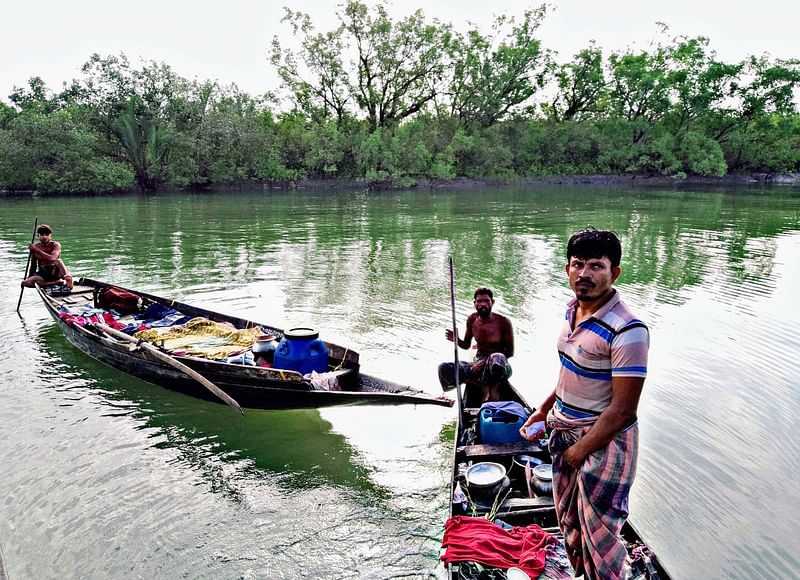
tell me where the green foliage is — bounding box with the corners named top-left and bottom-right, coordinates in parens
top-left (677, 131), bottom-right (726, 176)
top-left (2, 19), bottom-right (799, 193)
top-left (447, 6), bottom-right (551, 127)
top-left (0, 107), bottom-right (133, 193)
top-left (545, 42), bottom-right (607, 122)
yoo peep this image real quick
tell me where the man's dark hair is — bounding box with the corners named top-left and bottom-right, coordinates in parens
top-left (37, 224), bottom-right (52, 235)
top-left (567, 228), bottom-right (622, 268)
top-left (474, 287), bottom-right (494, 300)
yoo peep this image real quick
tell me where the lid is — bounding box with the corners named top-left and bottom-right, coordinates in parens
top-left (532, 463), bottom-right (553, 481)
top-left (255, 334), bottom-right (276, 342)
top-left (284, 327), bottom-right (319, 340)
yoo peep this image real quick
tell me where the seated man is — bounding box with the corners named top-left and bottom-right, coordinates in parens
top-left (438, 287), bottom-right (514, 403)
top-left (21, 224), bottom-right (73, 290)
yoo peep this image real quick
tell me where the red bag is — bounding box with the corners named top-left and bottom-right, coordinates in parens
top-left (94, 286), bottom-right (141, 314)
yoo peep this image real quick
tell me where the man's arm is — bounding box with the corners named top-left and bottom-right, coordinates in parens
top-left (561, 376), bottom-right (644, 468)
top-left (29, 241), bottom-right (61, 263)
top-left (445, 313), bottom-right (474, 350)
top-left (502, 316), bottom-right (514, 358)
top-left (458, 314), bottom-right (475, 350)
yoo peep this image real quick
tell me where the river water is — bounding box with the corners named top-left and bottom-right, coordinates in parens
top-left (0, 186), bottom-right (798, 579)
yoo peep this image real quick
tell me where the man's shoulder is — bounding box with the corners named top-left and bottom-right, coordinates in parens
top-left (494, 312), bottom-right (513, 326)
top-left (599, 295), bottom-right (646, 329)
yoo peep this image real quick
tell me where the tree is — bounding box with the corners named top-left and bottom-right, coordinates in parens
top-left (0, 107), bottom-right (133, 193)
top-left (272, 0), bottom-right (452, 131)
top-left (445, 6), bottom-right (551, 128)
top-left (271, 9), bottom-right (352, 125)
top-left (545, 42), bottom-right (607, 122)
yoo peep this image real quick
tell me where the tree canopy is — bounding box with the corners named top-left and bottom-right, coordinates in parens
top-left (1, 6), bottom-right (799, 193)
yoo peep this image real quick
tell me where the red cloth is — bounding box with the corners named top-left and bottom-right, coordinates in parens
top-left (440, 516), bottom-right (555, 577)
top-left (59, 312), bottom-right (126, 330)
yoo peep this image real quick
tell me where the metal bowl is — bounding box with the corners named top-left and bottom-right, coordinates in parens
top-left (465, 462), bottom-right (507, 489)
top-left (512, 454), bottom-right (543, 473)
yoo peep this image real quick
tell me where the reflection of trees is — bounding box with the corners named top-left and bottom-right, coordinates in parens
top-left (2, 186), bottom-right (798, 315)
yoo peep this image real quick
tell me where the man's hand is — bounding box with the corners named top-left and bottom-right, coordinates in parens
top-left (519, 409), bottom-right (548, 441)
top-left (562, 445), bottom-right (586, 469)
top-left (445, 329), bottom-right (456, 342)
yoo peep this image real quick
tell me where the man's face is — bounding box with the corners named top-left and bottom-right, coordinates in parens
top-left (38, 232), bottom-right (52, 243)
top-left (473, 293), bottom-right (494, 317)
top-left (566, 256), bottom-right (620, 302)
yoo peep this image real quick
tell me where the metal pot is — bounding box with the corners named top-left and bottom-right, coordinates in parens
top-left (512, 454), bottom-right (543, 474)
top-left (465, 462), bottom-right (507, 489)
top-left (531, 463), bottom-right (553, 495)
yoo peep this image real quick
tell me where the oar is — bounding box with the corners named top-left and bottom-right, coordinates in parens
top-left (91, 322), bottom-right (244, 415)
top-left (449, 256), bottom-right (464, 427)
top-left (16, 217), bottom-right (38, 312)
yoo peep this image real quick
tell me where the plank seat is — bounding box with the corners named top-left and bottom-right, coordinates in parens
top-left (458, 441), bottom-right (546, 459)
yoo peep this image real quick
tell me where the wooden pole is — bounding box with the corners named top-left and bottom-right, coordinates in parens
top-left (16, 217), bottom-right (38, 312)
top-left (92, 322), bottom-right (244, 415)
top-left (449, 256), bottom-right (464, 427)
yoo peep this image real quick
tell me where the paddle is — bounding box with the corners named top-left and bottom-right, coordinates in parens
top-left (91, 322), bottom-right (244, 415)
top-left (16, 217), bottom-right (38, 312)
top-left (449, 256), bottom-right (464, 426)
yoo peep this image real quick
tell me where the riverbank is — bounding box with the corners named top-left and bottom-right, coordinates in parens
top-left (2, 172), bottom-right (799, 197)
top-left (187, 171), bottom-right (800, 192)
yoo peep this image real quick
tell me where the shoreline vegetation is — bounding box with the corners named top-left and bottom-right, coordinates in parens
top-left (1, 2), bottom-right (798, 197)
top-left (4, 172), bottom-right (799, 199)
top-left (9, 169), bottom-right (798, 199)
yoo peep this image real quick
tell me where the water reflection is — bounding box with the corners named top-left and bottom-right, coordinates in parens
top-left (2, 185), bottom-right (800, 578)
top-left (39, 326), bottom-right (384, 499)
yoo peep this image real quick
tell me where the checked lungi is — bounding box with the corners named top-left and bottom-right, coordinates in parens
top-left (549, 418), bottom-right (638, 580)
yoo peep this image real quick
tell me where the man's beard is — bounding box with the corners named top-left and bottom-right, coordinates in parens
top-left (477, 306), bottom-right (491, 317)
top-left (573, 282), bottom-right (598, 301)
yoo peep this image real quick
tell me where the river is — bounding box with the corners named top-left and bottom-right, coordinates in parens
top-left (0, 185), bottom-right (798, 579)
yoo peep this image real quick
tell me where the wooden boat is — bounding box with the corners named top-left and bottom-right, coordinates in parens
top-left (35, 277), bottom-right (454, 411)
top-left (444, 381), bottom-right (671, 579)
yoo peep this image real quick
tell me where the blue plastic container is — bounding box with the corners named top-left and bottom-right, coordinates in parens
top-left (273, 327), bottom-right (330, 375)
top-left (479, 406), bottom-right (526, 445)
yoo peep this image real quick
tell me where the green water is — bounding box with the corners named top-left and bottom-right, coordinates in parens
top-left (1, 186), bottom-right (798, 579)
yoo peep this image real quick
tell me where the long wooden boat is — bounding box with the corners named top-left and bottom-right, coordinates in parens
top-left (35, 277), bottom-right (454, 410)
top-left (443, 382), bottom-right (671, 579)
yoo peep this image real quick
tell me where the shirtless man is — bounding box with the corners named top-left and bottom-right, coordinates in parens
top-left (438, 287), bottom-right (514, 402)
top-left (21, 224), bottom-right (73, 290)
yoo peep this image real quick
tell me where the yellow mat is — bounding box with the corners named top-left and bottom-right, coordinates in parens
top-left (134, 318), bottom-right (262, 359)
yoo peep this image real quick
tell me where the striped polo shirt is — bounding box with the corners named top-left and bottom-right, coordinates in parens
top-left (553, 290), bottom-right (649, 427)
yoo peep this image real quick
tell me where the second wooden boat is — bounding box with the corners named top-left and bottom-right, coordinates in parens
top-left (35, 277), bottom-right (454, 411)
top-left (442, 382), bottom-right (671, 579)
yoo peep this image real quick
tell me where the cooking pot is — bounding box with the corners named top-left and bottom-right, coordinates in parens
top-left (531, 463), bottom-right (553, 495)
top-left (512, 454), bottom-right (543, 474)
top-left (465, 462), bottom-right (507, 489)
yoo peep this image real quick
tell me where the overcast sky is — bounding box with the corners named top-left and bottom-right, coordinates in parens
top-left (2, 0), bottom-right (797, 101)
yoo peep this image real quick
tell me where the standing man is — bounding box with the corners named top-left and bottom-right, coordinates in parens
top-left (438, 287), bottom-right (514, 403)
top-left (21, 224), bottom-right (73, 290)
top-left (520, 229), bottom-right (649, 580)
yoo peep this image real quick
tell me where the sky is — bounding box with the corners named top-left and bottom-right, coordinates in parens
top-left (2, 0), bottom-right (797, 102)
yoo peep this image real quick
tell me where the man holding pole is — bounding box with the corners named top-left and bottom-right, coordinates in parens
top-left (20, 224), bottom-right (73, 291)
top-left (439, 287), bottom-right (514, 403)
top-left (520, 228), bottom-right (649, 580)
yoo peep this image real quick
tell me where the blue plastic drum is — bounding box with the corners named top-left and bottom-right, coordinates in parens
top-left (273, 327), bottom-right (330, 375)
